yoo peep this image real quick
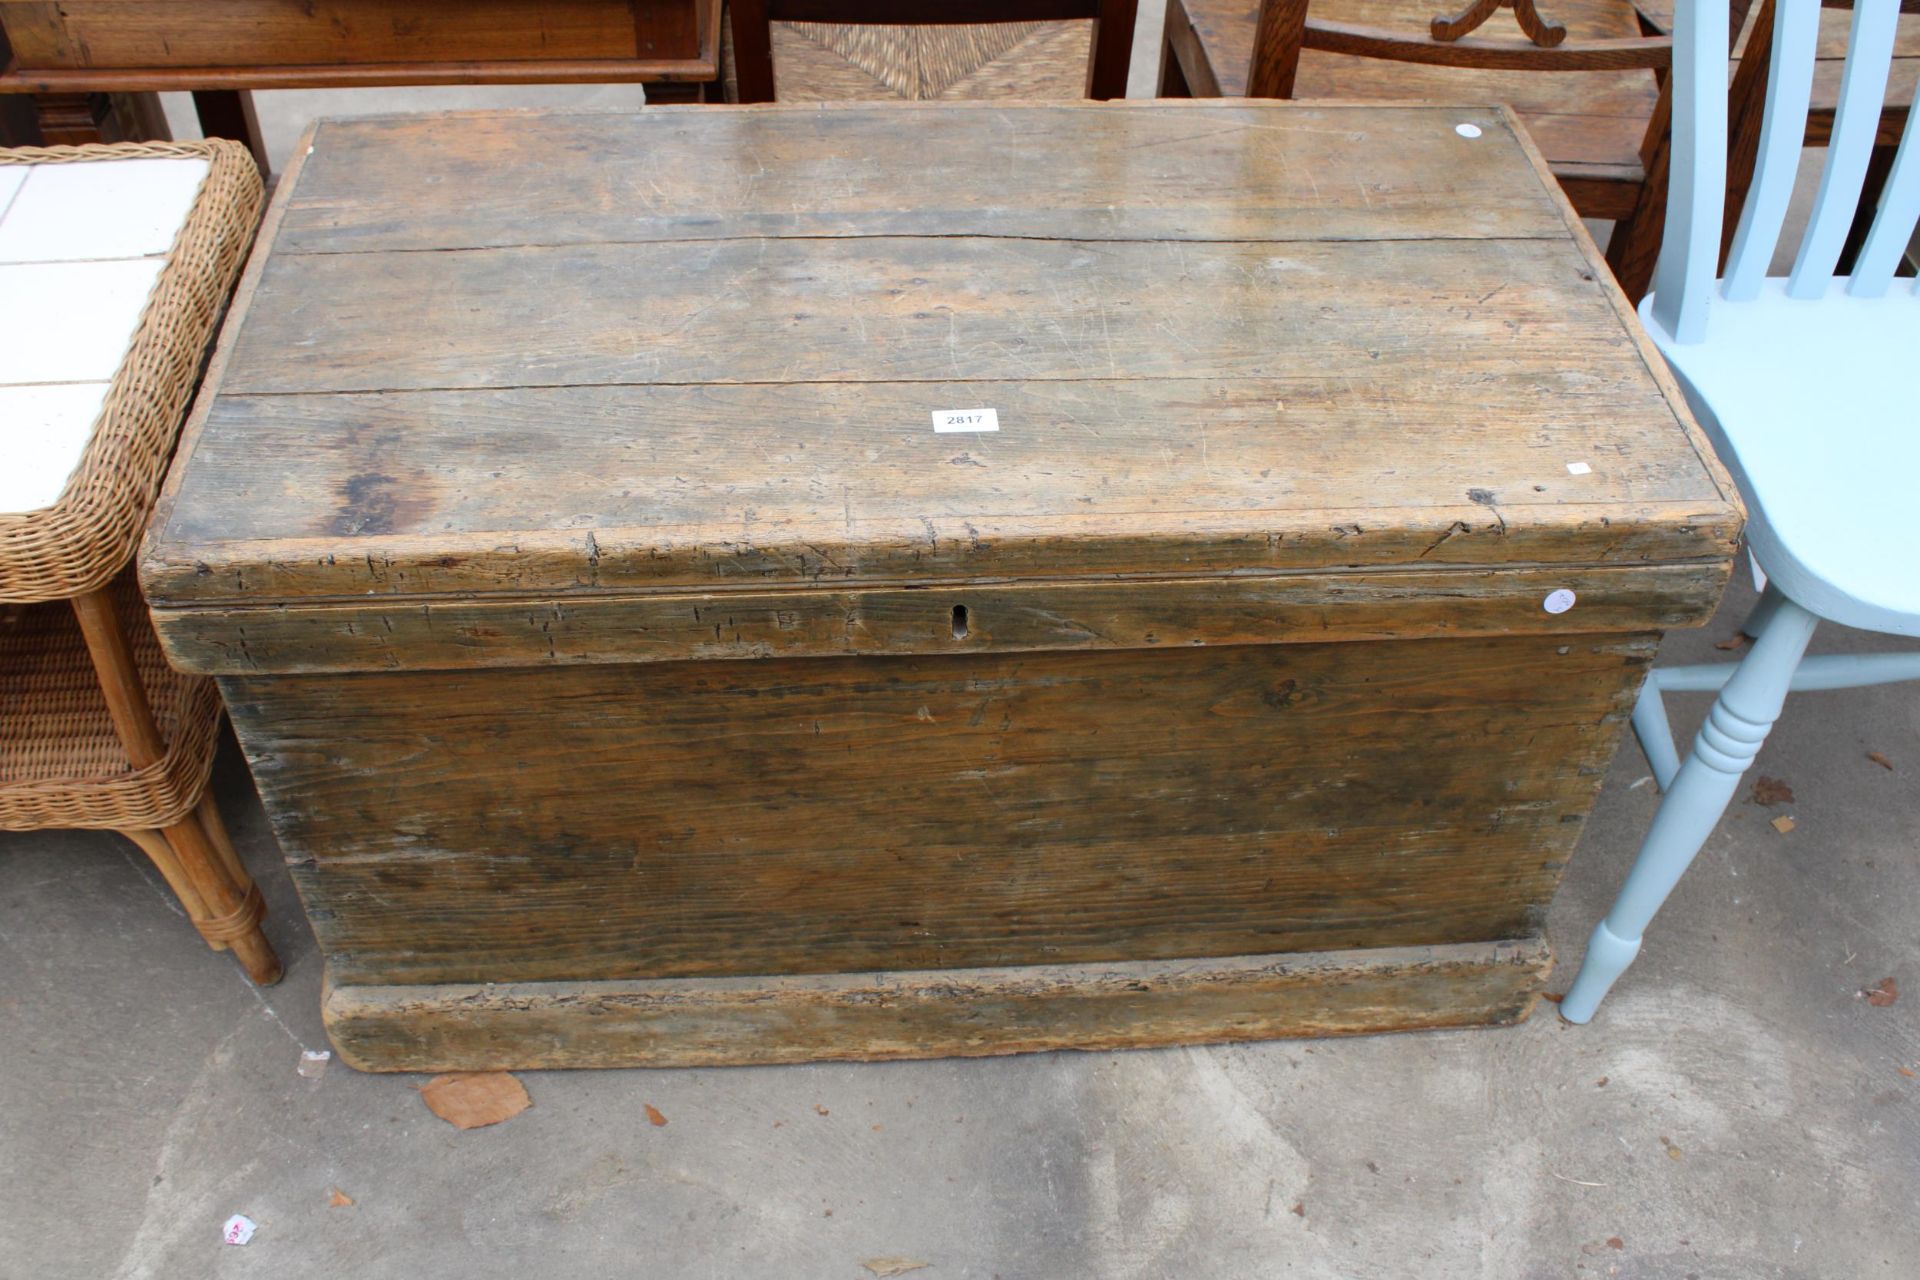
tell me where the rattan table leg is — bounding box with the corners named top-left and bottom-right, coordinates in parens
top-left (69, 587), bottom-right (167, 765)
top-left (158, 806), bottom-right (281, 984)
top-left (193, 792), bottom-right (251, 889)
top-left (72, 586), bottom-right (282, 985)
top-left (119, 827), bottom-right (220, 945)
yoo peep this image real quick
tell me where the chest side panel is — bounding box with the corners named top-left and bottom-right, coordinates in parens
top-left (226, 632), bottom-right (1651, 986)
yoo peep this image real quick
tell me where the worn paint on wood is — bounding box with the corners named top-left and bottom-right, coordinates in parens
top-left (160, 564), bottom-right (1715, 674)
top-left (144, 103), bottom-right (1736, 615)
top-left (322, 937), bottom-right (1551, 1070)
top-left (226, 636), bottom-right (1645, 986)
top-left (266, 103), bottom-right (1569, 252)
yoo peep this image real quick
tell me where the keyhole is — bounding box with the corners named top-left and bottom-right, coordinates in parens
top-left (951, 605), bottom-right (969, 640)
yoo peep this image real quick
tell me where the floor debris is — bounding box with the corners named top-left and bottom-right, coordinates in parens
top-left (644, 1104), bottom-right (668, 1127)
top-left (861, 1259), bottom-right (930, 1277)
top-left (1863, 978), bottom-right (1899, 1008)
top-left (420, 1072), bottom-right (532, 1130)
top-left (1771, 815), bottom-right (1797, 834)
top-left (297, 1049), bottom-right (331, 1080)
top-left (221, 1214), bottom-right (257, 1246)
top-left (327, 1188), bottom-right (353, 1208)
top-left (1868, 751), bottom-right (1894, 771)
top-left (1750, 776), bottom-right (1795, 806)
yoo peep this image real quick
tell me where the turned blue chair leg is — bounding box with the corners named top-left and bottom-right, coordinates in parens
top-left (1631, 675), bottom-right (1683, 790)
top-left (1740, 581), bottom-right (1785, 640)
top-left (1561, 595), bottom-right (1820, 1023)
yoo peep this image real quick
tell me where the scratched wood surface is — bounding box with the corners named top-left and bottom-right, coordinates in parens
top-left (323, 938), bottom-right (1551, 1070)
top-left (264, 103), bottom-right (1569, 251)
top-left (144, 103), bottom-right (1736, 1065)
top-left (159, 563), bottom-right (1716, 675)
top-left (143, 102), bottom-right (1737, 621)
top-left (226, 636), bottom-right (1644, 986)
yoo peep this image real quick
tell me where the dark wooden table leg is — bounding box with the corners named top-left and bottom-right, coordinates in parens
top-left (192, 89), bottom-right (271, 174)
top-left (30, 90), bottom-right (172, 145)
top-left (31, 92), bottom-right (119, 144)
top-left (646, 81), bottom-right (706, 104)
top-left (1086, 0), bottom-right (1140, 99)
top-left (1157, 24), bottom-right (1193, 97)
top-left (730, 0), bottom-right (777, 103)
top-left (1605, 127), bottom-right (1669, 304)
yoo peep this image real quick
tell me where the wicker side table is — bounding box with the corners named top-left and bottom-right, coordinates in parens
top-left (0, 139), bottom-right (278, 983)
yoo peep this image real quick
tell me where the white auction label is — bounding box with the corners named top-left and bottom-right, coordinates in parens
top-left (933, 408), bottom-right (999, 434)
top-left (1543, 589), bottom-right (1577, 615)
top-left (1565, 461), bottom-right (1592, 476)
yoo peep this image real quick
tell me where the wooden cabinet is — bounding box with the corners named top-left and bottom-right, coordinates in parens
top-left (143, 102), bottom-right (1739, 1070)
top-left (0, 1), bottom-right (723, 158)
top-left (0, 1), bottom-right (717, 82)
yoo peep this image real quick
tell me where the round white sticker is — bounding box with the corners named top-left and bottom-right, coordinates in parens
top-left (1543, 589), bottom-right (1577, 615)
top-left (1455, 123), bottom-right (1483, 139)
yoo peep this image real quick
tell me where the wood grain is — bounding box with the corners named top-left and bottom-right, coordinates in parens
top-left (144, 103), bottom-right (1735, 614)
top-left (220, 236), bottom-right (1656, 394)
top-left (168, 377), bottom-right (1717, 542)
top-left (146, 503), bottom-right (1736, 625)
top-left (142, 365), bottom-right (1734, 611)
top-left (0, 1), bottom-right (685, 68)
top-left (0, 0), bottom-right (723, 89)
top-left (227, 635), bottom-right (1646, 986)
top-left (322, 936), bottom-right (1551, 1069)
top-left (268, 103), bottom-right (1568, 253)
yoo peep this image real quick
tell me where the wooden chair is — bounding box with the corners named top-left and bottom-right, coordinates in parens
top-left (1623, 0), bottom-right (1918, 305)
top-left (1560, 0), bottom-right (1920, 1023)
top-left (1159, 0), bottom-right (1699, 297)
top-left (729, 0), bottom-right (1141, 101)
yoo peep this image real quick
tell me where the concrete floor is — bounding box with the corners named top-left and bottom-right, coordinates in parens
top-left (8, 34), bottom-right (1920, 1278)
top-left (5, 579), bottom-right (1919, 1280)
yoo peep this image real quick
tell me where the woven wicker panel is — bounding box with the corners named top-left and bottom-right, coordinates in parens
top-left (0, 573), bottom-right (221, 831)
top-left (0, 140), bottom-right (263, 604)
top-left (726, 20), bottom-right (1093, 101)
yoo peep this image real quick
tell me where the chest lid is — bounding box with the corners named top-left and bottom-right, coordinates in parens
top-left (143, 102), bottom-right (1736, 673)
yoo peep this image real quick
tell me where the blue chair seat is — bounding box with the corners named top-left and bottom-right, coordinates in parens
top-left (1643, 279), bottom-right (1920, 637)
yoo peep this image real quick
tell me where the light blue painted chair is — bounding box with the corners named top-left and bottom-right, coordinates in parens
top-left (1561, 0), bottom-right (1920, 1023)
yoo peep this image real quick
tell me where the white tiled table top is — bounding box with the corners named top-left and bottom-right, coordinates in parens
top-left (0, 156), bottom-right (208, 514)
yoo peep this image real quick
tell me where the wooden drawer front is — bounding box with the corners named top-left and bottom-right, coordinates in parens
top-left (0, 1), bottom-right (700, 70)
top-left (227, 634), bottom-right (1650, 987)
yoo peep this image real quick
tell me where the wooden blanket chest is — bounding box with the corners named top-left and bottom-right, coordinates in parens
top-left (142, 102), bottom-right (1738, 1070)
